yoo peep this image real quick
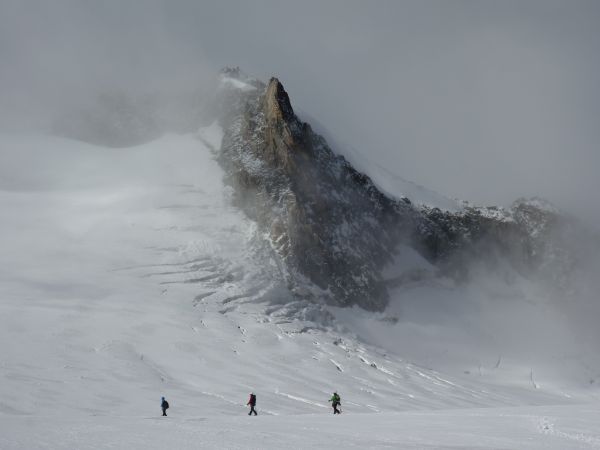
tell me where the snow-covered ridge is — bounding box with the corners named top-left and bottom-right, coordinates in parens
top-left (300, 125), bottom-right (462, 212)
top-left (218, 66), bottom-right (262, 93)
top-left (1, 131), bottom-right (592, 422)
top-left (513, 196), bottom-right (560, 214)
top-left (349, 157), bottom-right (461, 212)
top-left (1, 122), bottom-right (599, 448)
top-left (214, 72), bottom-right (590, 315)
top-left (219, 76), bottom-right (257, 92)
top-left (2, 67), bottom-right (599, 449)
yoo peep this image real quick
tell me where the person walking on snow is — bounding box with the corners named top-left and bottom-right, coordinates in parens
top-left (329, 392), bottom-right (341, 414)
top-left (247, 392), bottom-right (257, 416)
top-left (161, 396), bottom-right (169, 416)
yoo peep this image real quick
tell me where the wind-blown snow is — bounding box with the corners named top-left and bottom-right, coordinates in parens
top-left (196, 121), bottom-right (224, 150)
top-left (350, 154), bottom-right (462, 211)
top-left (219, 76), bottom-right (257, 92)
top-left (1, 132), bottom-right (599, 448)
top-left (297, 115), bottom-right (462, 211)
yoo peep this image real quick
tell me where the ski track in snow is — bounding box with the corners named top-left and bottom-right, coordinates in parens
top-left (1, 131), bottom-right (600, 448)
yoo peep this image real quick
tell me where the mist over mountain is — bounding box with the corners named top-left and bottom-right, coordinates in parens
top-left (46, 67), bottom-right (598, 316)
top-left (13, 65), bottom-right (597, 384)
top-left (1, 3), bottom-right (600, 448)
top-left (3, 1), bottom-right (600, 223)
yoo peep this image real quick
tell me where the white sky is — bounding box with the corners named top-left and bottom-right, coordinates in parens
top-left (1, 0), bottom-right (599, 222)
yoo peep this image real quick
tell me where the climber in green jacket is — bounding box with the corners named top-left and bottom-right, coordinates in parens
top-left (329, 392), bottom-right (341, 414)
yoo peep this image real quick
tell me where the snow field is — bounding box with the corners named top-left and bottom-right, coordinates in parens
top-left (1, 131), bottom-right (600, 448)
top-left (2, 405), bottom-right (600, 449)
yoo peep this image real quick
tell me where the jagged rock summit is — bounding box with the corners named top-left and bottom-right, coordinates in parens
top-left (218, 75), bottom-right (416, 310)
top-left (51, 67), bottom-right (593, 312)
top-left (214, 70), bottom-right (590, 311)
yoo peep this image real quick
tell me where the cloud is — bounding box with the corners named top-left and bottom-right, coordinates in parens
top-left (1, 0), bottom-right (599, 385)
top-left (1, 0), bottom-right (599, 223)
top-left (0, 0), bottom-right (214, 129)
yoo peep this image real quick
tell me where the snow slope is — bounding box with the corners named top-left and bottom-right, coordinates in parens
top-left (341, 144), bottom-right (462, 211)
top-left (1, 131), bottom-right (599, 448)
top-left (298, 112), bottom-right (462, 212)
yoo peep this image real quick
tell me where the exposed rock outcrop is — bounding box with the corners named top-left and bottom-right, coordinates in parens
top-left (218, 76), bottom-right (421, 310)
top-left (56, 67), bottom-right (591, 311)
top-left (419, 199), bottom-right (579, 284)
top-left (216, 72), bottom-right (591, 311)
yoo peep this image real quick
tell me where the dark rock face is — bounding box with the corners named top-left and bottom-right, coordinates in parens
top-left (218, 77), bottom-right (422, 310)
top-left (214, 72), bottom-right (592, 311)
top-left (419, 198), bottom-right (591, 289)
top-left (49, 66), bottom-right (591, 311)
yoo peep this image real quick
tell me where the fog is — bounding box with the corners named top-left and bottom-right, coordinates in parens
top-left (1, 0), bottom-right (600, 389)
top-left (2, 0), bottom-right (599, 222)
top-left (0, 1), bottom-right (215, 131)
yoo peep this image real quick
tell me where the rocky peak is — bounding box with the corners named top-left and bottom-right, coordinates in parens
top-left (218, 76), bottom-right (417, 310)
top-left (264, 78), bottom-right (295, 123)
top-left (215, 72), bottom-right (592, 311)
top-left (51, 66), bottom-right (594, 311)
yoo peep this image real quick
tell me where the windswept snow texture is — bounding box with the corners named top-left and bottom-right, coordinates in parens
top-left (340, 145), bottom-right (462, 212)
top-left (1, 131), bottom-right (599, 448)
top-left (300, 115), bottom-right (461, 212)
top-left (219, 76), bottom-right (257, 92)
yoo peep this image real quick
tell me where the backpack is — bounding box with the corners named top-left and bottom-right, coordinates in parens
top-left (250, 394), bottom-right (256, 404)
top-left (164, 401), bottom-right (169, 409)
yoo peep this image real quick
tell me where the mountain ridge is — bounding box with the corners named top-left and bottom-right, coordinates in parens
top-left (47, 67), bottom-right (595, 312)
top-left (214, 69), bottom-right (591, 311)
